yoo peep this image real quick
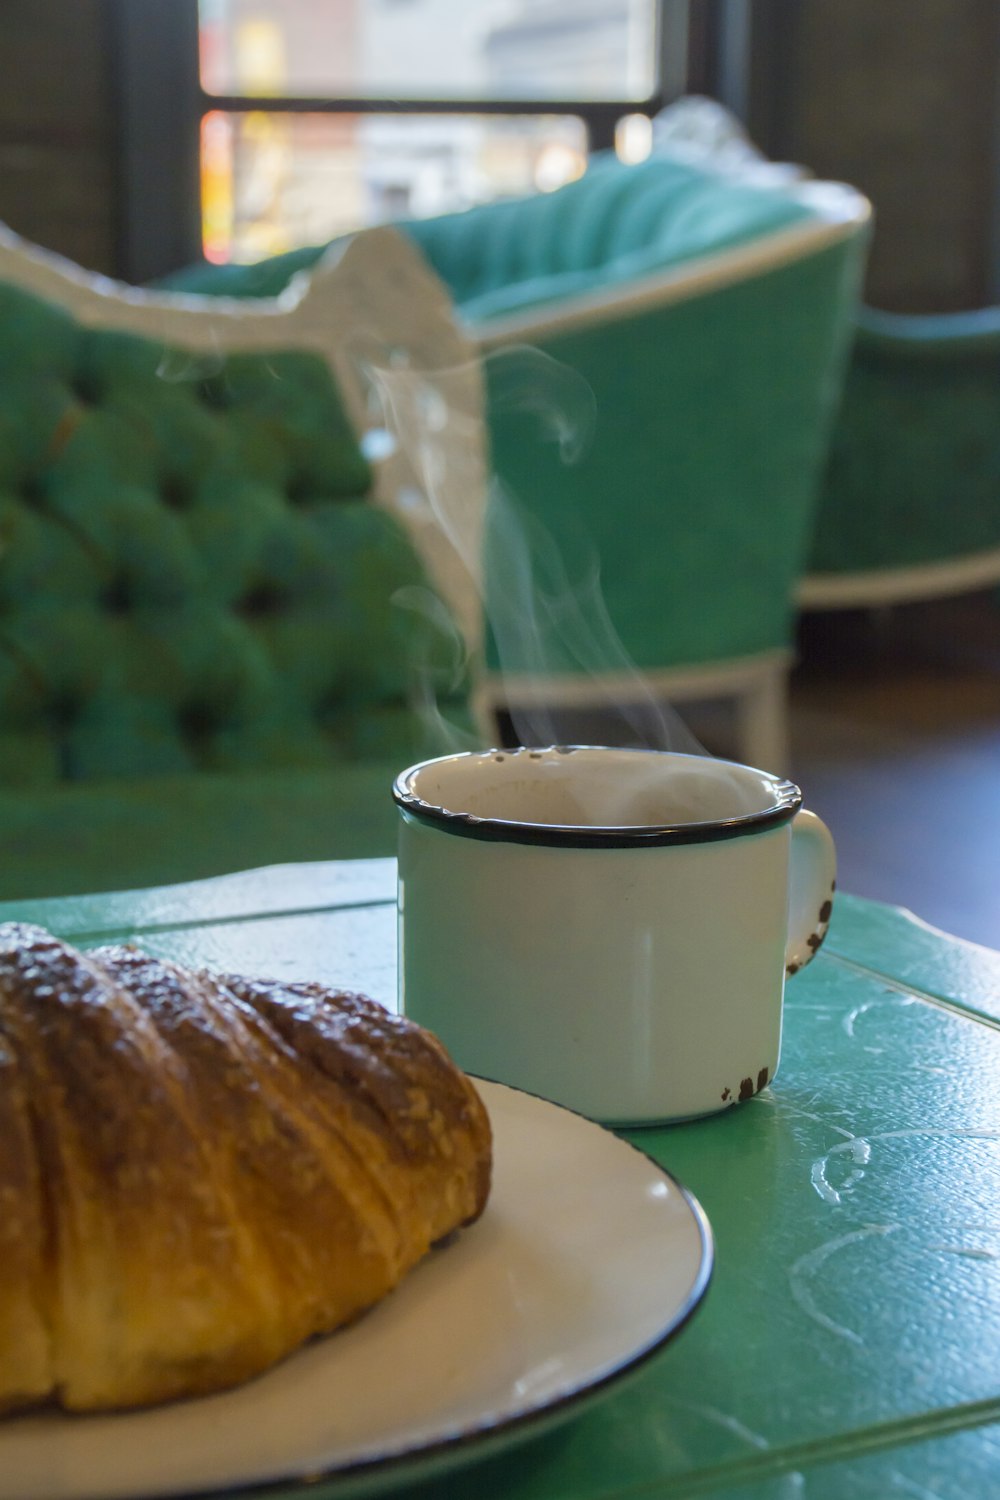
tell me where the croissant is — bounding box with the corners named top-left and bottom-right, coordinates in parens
top-left (0, 922), bottom-right (491, 1414)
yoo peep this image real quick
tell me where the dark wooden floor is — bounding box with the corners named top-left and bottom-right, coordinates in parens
top-left (786, 591), bottom-right (1000, 951)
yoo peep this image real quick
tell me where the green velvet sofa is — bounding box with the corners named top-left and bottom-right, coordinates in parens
top-left (0, 230), bottom-right (475, 901)
top-left (163, 147), bottom-right (871, 771)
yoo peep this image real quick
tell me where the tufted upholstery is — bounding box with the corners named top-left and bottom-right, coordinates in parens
top-left (0, 277), bottom-right (465, 892)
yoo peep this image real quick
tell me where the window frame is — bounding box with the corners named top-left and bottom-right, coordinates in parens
top-left (110, 0), bottom-right (733, 283)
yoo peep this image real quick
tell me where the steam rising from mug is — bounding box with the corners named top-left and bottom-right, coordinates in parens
top-left (362, 344), bottom-right (704, 755)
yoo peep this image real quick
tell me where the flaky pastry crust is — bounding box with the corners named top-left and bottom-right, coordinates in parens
top-left (0, 923), bottom-right (491, 1413)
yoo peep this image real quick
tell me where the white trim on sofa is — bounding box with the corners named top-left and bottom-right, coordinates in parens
top-left (476, 648), bottom-right (795, 775)
top-left (798, 546), bottom-right (1000, 610)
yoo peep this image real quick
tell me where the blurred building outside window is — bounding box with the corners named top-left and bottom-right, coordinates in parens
top-left (197, 0), bottom-right (670, 263)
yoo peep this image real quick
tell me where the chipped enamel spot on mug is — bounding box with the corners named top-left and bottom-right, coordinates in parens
top-left (786, 878), bottom-right (837, 977)
top-left (730, 1069), bottom-right (770, 1104)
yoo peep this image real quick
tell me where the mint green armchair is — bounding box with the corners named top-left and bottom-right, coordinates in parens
top-left (160, 148), bottom-right (871, 772)
top-left (800, 306), bottom-right (1000, 609)
top-left (405, 153), bottom-right (871, 770)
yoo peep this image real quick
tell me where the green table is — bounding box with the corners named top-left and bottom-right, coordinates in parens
top-left (5, 861), bottom-right (1000, 1499)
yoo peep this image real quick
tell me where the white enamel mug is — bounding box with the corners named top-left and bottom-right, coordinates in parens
top-left (394, 747), bottom-right (836, 1126)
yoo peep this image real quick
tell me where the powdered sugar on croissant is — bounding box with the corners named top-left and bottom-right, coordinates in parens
top-left (0, 922), bottom-right (491, 1413)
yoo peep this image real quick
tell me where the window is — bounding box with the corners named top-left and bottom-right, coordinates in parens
top-left (195, 0), bottom-right (691, 263)
top-left (111, 0), bottom-right (703, 280)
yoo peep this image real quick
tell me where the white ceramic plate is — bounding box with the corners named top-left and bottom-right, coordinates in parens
top-left (0, 1081), bottom-right (713, 1500)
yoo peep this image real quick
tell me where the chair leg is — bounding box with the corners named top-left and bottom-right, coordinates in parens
top-left (474, 666), bottom-right (793, 771)
top-left (470, 680), bottom-right (504, 748)
top-left (734, 668), bottom-right (790, 775)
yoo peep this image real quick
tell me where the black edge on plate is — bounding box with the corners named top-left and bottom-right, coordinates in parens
top-left (128, 1077), bottom-right (715, 1500)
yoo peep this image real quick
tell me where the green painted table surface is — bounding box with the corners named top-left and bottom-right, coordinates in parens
top-left (5, 860), bottom-right (1000, 1500)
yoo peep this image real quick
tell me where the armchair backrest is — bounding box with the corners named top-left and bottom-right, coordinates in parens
top-left (423, 158), bottom-right (872, 683)
top-left (402, 151), bottom-right (828, 325)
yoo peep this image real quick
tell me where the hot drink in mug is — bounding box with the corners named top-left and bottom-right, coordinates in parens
top-left (394, 746), bottom-right (835, 1126)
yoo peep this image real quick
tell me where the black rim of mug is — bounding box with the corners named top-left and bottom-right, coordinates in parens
top-left (392, 748), bottom-right (803, 849)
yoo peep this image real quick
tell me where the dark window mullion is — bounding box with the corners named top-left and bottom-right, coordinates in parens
top-left (200, 96), bottom-right (659, 121)
top-left (109, 0), bottom-right (202, 283)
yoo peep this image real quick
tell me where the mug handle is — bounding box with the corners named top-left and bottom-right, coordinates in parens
top-left (784, 809), bottom-right (837, 978)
